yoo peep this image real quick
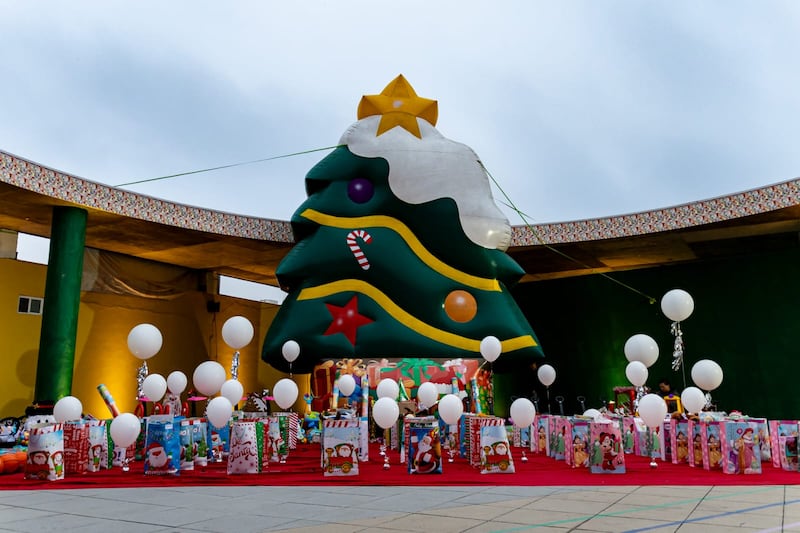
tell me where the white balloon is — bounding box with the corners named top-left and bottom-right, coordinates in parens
top-left (206, 396), bottom-right (233, 428)
top-left (338, 374), bottom-right (356, 397)
top-left (638, 393), bottom-right (668, 428)
top-left (479, 336), bottom-right (502, 363)
top-left (582, 408), bottom-right (601, 421)
top-left (220, 379), bottom-right (244, 405)
top-left (127, 323), bottom-right (162, 360)
top-left (537, 364), bottom-right (556, 387)
top-left (416, 382), bottom-right (439, 408)
top-left (510, 398), bottom-right (536, 428)
top-left (192, 361), bottom-right (227, 397)
top-left (624, 334), bottom-right (659, 367)
top-left (681, 386), bottom-right (706, 414)
top-left (661, 289), bottom-right (695, 322)
top-left (281, 340), bottom-right (300, 363)
top-left (53, 396), bottom-right (82, 422)
top-left (373, 397), bottom-right (400, 429)
top-left (167, 371), bottom-right (188, 395)
top-left (376, 378), bottom-right (400, 400)
top-left (625, 361), bottom-right (649, 387)
top-left (221, 316), bottom-right (254, 349)
top-left (141, 373), bottom-right (167, 402)
top-left (691, 359), bottom-right (723, 391)
top-left (438, 394), bottom-right (464, 425)
top-left (273, 378), bottom-right (299, 410)
top-left (109, 413), bottom-right (141, 448)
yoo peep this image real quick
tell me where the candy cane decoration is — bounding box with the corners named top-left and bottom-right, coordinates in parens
top-left (346, 229), bottom-right (372, 270)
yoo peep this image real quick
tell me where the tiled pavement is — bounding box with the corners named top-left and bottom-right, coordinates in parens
top-left (0, 484), bottom-right (798, 532)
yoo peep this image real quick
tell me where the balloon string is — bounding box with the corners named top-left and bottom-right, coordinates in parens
top-left (114, 145), bottom-right (344, 187)
top-left (479, 161), bottom-right (657, 305)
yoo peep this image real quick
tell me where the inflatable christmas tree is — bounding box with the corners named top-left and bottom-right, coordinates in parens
top-left (262, 75), bottom-right (544, 373)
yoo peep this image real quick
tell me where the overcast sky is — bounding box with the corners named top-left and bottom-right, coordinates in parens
top-left (3, 2), bottom-right (800, 297)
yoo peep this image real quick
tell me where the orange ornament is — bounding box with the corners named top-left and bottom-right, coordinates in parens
top-left (444, 290), bottom-right (477, 323)
top-left (0, 456), bottom-right (5, 474)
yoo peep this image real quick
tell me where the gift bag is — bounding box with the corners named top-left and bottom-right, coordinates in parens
top-left (266, 415), bottom-right (289, 463)
top-left (748, 418), bottom-right (770, 463)
top-left (86, 419), bottom-right (111, 472)
top-left (569, 419), bottom-right (590, 468)
top-left (589, 420), bottom-right (625, 473)
top-left (670, 419), bottom-right (690, 464)
top-left (769, 420), bottom-right (799, 471)
top-left (720, 420), bottom-right (761, 474)
top-left (701, 420), bottom-right (723, 470)
top-left (26, 424), bottom-right (64, 481)
top-left (274, 412), bottom-right (299, 450)
top-left (405, 417), bottom-right (442, 474)
top-left (552, 416), bottom-right (571, 461)
top-left (179, 418), bottom-right (201, 471)
top-left (535, 415), bottom-right (550, 455)
top-left (622, 416), bottom-right (637, 454)
top-left (207, 421), bottom-right (230, 462)
top-left (63, 420), bottom-right (89, 475)
top-left (193, 418), bottom-right (209, 467)
top-left (688, 419), bottom-right (703, 467)
top-left (321, 419), bottom-right (359, 476)
top-left (227, 421), bottom-right (264, 474)
top-left (479, 423), bottom-right (515, 473)
top-left (144, 419), bottom-right (180, 475)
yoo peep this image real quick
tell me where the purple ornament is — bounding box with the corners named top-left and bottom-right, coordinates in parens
top-left (347, 178), bottom-right (374, 204)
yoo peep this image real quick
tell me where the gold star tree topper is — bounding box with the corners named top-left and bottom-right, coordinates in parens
top-left (357, 75), bottom-right (438, 138)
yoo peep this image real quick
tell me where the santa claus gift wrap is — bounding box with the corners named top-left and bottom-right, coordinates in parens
top-left (405, 416), bottom-right (442, 474)
top-left (144, 418), bottom-right (180, 475)
top-left (25, 423), bottom-right (64, 481)
top-left (479, 421), bottom-right (515, 474)
top-left (321, 418), bottom-right (360, 476)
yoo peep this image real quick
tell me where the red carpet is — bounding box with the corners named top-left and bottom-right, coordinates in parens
top-left (2, 444), bottom-right (799, 490)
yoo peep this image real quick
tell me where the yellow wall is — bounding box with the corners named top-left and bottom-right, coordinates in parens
top-left (0, 258), bottom-right (311, 418)
top-left (0, 259), bottom-right (47, 416)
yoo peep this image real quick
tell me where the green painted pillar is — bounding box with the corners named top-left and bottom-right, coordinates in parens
top-left (34, 206), bottom-right (87, 404)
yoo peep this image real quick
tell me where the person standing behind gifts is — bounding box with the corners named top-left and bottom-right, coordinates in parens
top-left (658, 378), bottom-right (681, 413)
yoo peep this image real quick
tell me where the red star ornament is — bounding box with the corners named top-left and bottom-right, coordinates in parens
top-left (323, 295), bottom-right (374, 346)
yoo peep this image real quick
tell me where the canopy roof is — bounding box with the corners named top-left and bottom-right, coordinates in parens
top-left (1, 149), bottom-right (798, 287)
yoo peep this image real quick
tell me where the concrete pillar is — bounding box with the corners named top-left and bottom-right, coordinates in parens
top-left (33, 206), bottom-right (87, 404)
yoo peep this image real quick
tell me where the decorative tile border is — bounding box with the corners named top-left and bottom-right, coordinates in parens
top-left (510, 179), bottom-right (800, 246)
top-left (2, 149), bottom-right (798, 248)
top-left (0, 150), bottom-right (294, 242)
